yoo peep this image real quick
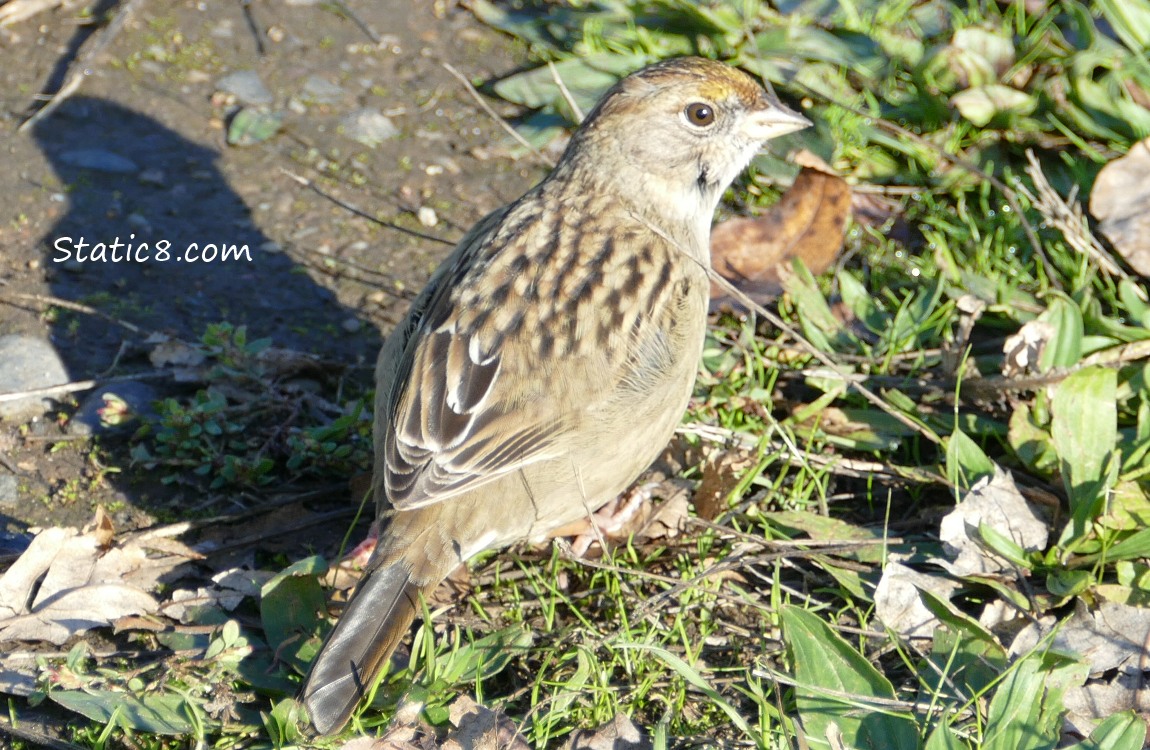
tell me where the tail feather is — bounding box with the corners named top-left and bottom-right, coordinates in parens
top-left (300, 562), bottom-right (423, 735)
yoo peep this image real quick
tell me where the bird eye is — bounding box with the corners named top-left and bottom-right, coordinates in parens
top-left (684, 102), bottom-right (715, 127)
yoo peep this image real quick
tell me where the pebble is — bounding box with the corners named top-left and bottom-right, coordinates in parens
top-left (341, 318), bottom-right (363, 333)
top-left (138, 168), bottom-right (166, 186)
top-left (68, 382), bottom-right (160, 437)
top-left (0, 474), bottom-right (17, 508)
top-left (58, 148), bottom-right (139, 174)
top-left (302, 75), bottom-right (345, 105)
top-left (0, 335), bottom-right (69, 421)
top-left (216, 70), bottom-right (273, 106)
top-left (417, 206), bottom-right (439, 228)
top-left (341, 108), bottom-right (399, 147)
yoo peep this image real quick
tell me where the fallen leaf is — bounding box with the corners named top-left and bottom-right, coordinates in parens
top-left (443, 695), bottom-right (530, 750)
top-left (1089, 137), bottom-right (1150, 277)
top-left (562, 712), bottom-right (652, 750)
top-left (709, 158), bottom-right (850, 311)
top-left (937, 467), bottom-right (1049, 577)
top-left (0, 522), bottom-right (197, 646)
top-left (1009, 600), bottom-right (1150, 732)
top-left (694, 450), bottom-right (756, 521)
top-left (0, 528), bottom-right (151, 644)
top-left (874, 561), bottom-right (961, 640)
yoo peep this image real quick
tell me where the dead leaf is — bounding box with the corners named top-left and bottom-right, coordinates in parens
top-left (443, 695), bottom-right (530, 750)
top-left (694, 450), bottom-right (756, 521)
top-left (0, 520), bottom-right (199, 647)
top-left (0, 527), bottom-right (159, 645)
top-left (1002, 319), bottom-right (1055, 377)
top-left (874, 560), bottom-right (961, 640)
top-left (337, 698), bottom-right (438, 749)
top-left (710, 159), bottom-right (850, 311)
top-left (1009, 600), bottom-right (1150, 733)
top-left (562, 712), bottom-right (652, 750)
top-left (1089, 137), bottom-right (1150, 277)
top-left (937, 467), bottom-right (1049, 577)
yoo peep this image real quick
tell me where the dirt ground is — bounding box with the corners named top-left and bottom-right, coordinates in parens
top-left (0, 1), bottom-right (542, 538)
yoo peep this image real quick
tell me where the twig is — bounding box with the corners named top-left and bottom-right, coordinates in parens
top-left (442, 62), bottom-right (554, 168)
top-left (1018, 149), bottom-right (1128, 279)
top-left (18, 0), bottom-right (149, 133)
top-left (279, 168), bottom-right (453, 247)
top-left (0, 717), bottom-right (88, 750)
top-left (239, 0), bottom-right (265, 55)
top-left (330, 0), bottom-right (380, 44)
top-left (0, 291), bottom-right (147, 335)
top-left (548, 60), bottom-right (584, 123)
top-left (0, 370), bottom-right (171, 405)
top-left (677, 423), bottom-right (949, 486)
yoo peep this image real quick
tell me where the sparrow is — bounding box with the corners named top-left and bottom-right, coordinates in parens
top-left (300, 56), bottom-right (810, 735)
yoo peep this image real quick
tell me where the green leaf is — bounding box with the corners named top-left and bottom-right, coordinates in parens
top-left (227, 108), bottom-right (283, 147)
top-left (51, 690), bottom-right (201, 736)
top-left (1106, 527), bottom-right (1150, 562)
top-left (1053, 366), bottom-right (1118, 545)
top-left (951, 85), bottom-right (1035, 127)
top-left (1039, 297), bottom-right (1084, 371)
top-left (617, 642), bottom-right (752, 736)
top-left (1064, 711), bottom-right (1148, 750)
top-left (1095, 0), bottom-right (1150, 53)
top-left (925, 719), bottom-right (969, 750)
top-left (781, 606), bottom-right (918, 750)
top-left (261, 556), bottom-right (329, 666)
top-left (838, 271), bottom-right (888, 334)
top-left (492, 54), bottom-right (647, 116)
top-left (946, 427), bottom-right (996, 490)
top-left (982, 650), bottom-right (1087, 750)
top-left (435, 626), bottom-right (533, 685)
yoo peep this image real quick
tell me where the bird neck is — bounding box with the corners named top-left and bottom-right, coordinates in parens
top-left (549, 157), bottom-right (715, 268)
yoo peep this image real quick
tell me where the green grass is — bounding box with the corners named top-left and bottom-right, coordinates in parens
top-left (9, 0), bottom-right (1150, 748)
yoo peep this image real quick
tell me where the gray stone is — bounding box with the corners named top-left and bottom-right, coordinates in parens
top-left (341, 108), bottom-right (399, 147)
top-left (58, 148), bottom-right (139, 174)
top-left (68, 381), bottom-right (161, 437)
top-left (0, 335), bottom-right (69, 421)
top-left (0, 474), bottom-right (17, 508)
top-left (301, 75), bottom-right (345, 105)
top-left (216, 70), bottom-right (273, 106)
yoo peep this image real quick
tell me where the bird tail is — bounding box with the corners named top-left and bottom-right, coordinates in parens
top-left (300, 562), bottom-right (423, 735)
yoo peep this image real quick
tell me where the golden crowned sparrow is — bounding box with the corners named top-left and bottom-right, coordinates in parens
top-left (300, 56), bottom-right (810, 735)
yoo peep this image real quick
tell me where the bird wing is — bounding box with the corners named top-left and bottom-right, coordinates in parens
top-left (379, 209), bottom-right (572, 512)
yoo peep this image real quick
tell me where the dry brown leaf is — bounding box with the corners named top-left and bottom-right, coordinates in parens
top-left (1002, 319), bottom-right (1054, 377)
top-left (1089, 137), bottom-right (1150, 277)
top-left (1010, 600), bottom-right (1150, 734)
top-left (709, 160), bottom-right (850, 311)
top-left (937, 467), bottom-right (1049, 578)
top-left (562, 712), bottom-right (651, 750)
top-left (0, 527), bottom-right (159, 644)
top-left (443, 695), bottom-right (530, 750)
top-left (0, 514), bottom-right (200, 647)
top-left (874, 560), bottom-right (961, 640)
top-left (693, 450), bottom-right (756, 521)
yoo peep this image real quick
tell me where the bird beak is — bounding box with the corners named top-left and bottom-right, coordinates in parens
top-left (744, 100), bottom-right (812, 141)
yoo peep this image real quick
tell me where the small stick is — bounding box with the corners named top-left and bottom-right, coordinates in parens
top-left (330, 0), bottom-right (380, 44)
top-left (279, 168), bottom-right (452, 247)
top-left (19, 0), bottom-right (149, 133)
top-left (0, 371), bottom-right (171, 405)
top-left (442, 62), bottom-right (554, 168)
top-left (548, 60), bottom-right (585, 123)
